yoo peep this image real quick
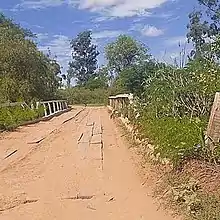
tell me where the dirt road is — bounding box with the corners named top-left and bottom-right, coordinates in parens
top-left (0, 107), bottom-right (178, 220)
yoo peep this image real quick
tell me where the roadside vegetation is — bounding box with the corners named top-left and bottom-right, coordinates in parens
top-left (0, 14), bottom-right (62, 130)
top-left (0, 104), bottom-right (44, 131)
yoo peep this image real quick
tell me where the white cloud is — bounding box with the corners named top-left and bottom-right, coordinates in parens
top-left (36, 33), bottom-right (49, 41)
top-left (141, 25), bottom-right (164, 37)
top-left (33, 25), bottom-right (44, 29)
top-left (78, 0), bottom-right (168, 18)
top-left (16, 0), bottom-right (170, 18)
top-left (93, 30), bottom-right (123, 39)
top-left (92, 16), bottom-right (112, 22)
top-left (131, 24), bottom-right (164, 37)
top-left (38, 35), bottom-right (71, 74)
top-left (167, 15), bottom-right (180, 22)
top-left (165, 36), bottom-right (187, 46)
top-left (16, 0), bottom-right (65, 10)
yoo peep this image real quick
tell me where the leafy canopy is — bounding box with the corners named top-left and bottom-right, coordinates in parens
top-left (0, 13), bottom-right (62, 103)
top-left (68, 30), bottom-right (99, 86)
top-left (105, 35), bottom-right (149, 74)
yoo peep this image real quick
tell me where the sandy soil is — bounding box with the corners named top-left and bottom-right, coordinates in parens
top-left (0, 107), bottom-right (179, 220)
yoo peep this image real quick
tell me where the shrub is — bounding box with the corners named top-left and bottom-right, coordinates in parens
top-left (59, 87), bottom-right (109, 105)
top-left (134, 107), bottom-right (208, 165)
top-left (0, 105), bottom-right (43, 130)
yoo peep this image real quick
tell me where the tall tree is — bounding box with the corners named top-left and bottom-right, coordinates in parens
top-left (187, 0), bottom-right (220, 59)
top-left (68, 31), bottom-right (99, 86)
top-left (105, 35), bottom-right (149, 75)
top-left (0, 13), bottom-right (62, 102)
top-left (117, 61), bottom-right (158, 97)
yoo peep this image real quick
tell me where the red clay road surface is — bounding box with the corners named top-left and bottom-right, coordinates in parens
top-left (0, 107), bottom-right (179, 220)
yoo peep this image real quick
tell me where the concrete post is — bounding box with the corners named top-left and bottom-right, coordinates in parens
top-left (207, 92), bottom-right (220, 143)
top-left (56, 102), bottom-right (59, 112)
top-left (53, 102), bottom-right (56, 113)
top-left (36, 102), bottom-right (40, 109)
top-left (43, 103), bottom-right (47, 117)
top-left (48, 103), bottom-right (52, 115)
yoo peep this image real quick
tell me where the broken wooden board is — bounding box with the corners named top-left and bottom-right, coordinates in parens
top-left (93, 124), bottom-right (102, 135)
top-left (27, 137), bottom-right (45, 144)
top-left (90, 134), bottom-right (102, 144)
top-left (78, 126), bottom-right (93, 143)
top-left (4, 150), bottom-right (18, 159)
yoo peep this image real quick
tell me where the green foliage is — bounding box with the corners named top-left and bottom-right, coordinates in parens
top-left (0, 13), bottom-right (62, 103)
top-left (141, 58), bottom-right (220, 118)
top-left (85, 66), bottom-right (109, 90)
top-left (138, 113), bottom-right (208, 165)
top-left (105, 35), bottom-right (149, 74)
top-left (115, 61), bottom-right (159, 97)
top-left (104, 35), bottom-right (154, 96)
top-left (127, 56), bottom-right (218, 166)
top-left (0, 105), bottom-right (44, 130)
top-left (187, 0), bottom-right (220, 59)
top-left (59, 87), bottom-right (108, 105)
top-left (68, 31), bottom-right (99, 86)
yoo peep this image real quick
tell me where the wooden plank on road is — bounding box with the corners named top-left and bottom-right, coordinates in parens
top-left (90, 134), bottom-right (102, 144)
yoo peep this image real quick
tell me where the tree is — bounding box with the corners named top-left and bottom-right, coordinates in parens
top-left (118, 60), bottom-right (158, 97)
top-left (187, 0), bottom-right (220, 59)
top-left (105, 35), bottom-right (149, 75)
top-left (0, 13), bottom-right (62, 102)
top-left (68, 31), bottom-right (99, 86)
top-left (85, 66), bottom-right (109, 90)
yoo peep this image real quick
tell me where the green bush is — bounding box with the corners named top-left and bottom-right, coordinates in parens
top-left (128, 58), bottom-right (219, 165)
top-left (59, 87), bottom-right (109, 105)
top-left (138, 113), bottom-right (208, 165)
top-left (0, 105), bottom-right (43, 130)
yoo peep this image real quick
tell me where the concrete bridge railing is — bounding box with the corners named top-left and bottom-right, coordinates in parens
top-left (108, 94), bottom-right (133, 118)
top-left (37, 100), bottom-right (68, 117)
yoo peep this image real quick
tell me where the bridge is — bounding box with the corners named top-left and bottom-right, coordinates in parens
top-left (38, 100), bottom-right (69, 117)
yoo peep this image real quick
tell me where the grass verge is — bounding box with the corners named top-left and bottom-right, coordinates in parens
top-left (138, 115), bottom-right (208, 166)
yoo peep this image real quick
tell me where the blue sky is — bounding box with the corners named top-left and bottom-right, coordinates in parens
top-left (0, 0), bottom-right (198, 74)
